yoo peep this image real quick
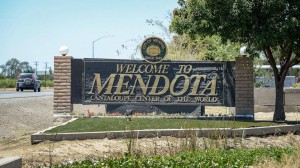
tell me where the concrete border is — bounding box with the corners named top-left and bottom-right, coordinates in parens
top-left (31, 124), bottom-right (300, 144)
top-left (0, 157), bottom-right (22, 168)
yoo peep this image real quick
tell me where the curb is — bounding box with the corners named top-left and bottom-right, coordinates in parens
top-left (0, 156), bottom-right (22, 168)
top-left (31, 124), bottom-right (300, 144)
top-left (0, 88), bottom-right (15, 91)
top-left (70, 115), bottom-right (254, 121)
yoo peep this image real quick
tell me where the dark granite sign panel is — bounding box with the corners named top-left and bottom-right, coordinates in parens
top-left (82, 59), bottom-right (233, 106)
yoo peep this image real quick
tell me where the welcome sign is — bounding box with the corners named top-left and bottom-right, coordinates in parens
top-left (83, 59), bottom-right (229, 106)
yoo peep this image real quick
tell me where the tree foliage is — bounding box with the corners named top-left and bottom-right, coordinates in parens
top-left (171, 0), bottom-right (300, 121)
top-left (146, 16), bottom-right (239, 61)
top-left (168, 34), bottom-right (239, 61)
top-left (0, 58), bottom-right (34, 78)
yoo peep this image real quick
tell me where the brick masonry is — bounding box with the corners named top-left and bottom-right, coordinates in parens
top-left (54, 56), bottom-right (73, 113)
top-left (235, 57), bottom-right (254, 117)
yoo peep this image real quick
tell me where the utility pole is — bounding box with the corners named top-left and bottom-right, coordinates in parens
top-left (34, 62), bottom-right (39, 74)
top-left (44, 62), bottom-right (48, 89)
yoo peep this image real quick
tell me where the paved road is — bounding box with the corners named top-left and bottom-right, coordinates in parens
top-left (0, 89), bottom-right (53, 99)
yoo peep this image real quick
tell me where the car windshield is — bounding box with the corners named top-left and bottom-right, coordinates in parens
top-left (20, 74), bottom-right (32, 78)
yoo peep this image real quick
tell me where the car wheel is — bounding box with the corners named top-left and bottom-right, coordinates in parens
top-left (21, 88), bottom-right (23, 92)
top-left (16, 88), bottom-right (19, 91)
top-left (38, 87), bottom-right (41, 92)
top-left (34, 87), bottom-right (36, 92)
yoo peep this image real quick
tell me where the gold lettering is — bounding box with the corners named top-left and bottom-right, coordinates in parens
top-left (170, 74), bottom-right (189, 96)
top-left (149, 75), bottom-right (169, 95)
top-left (138, 64), bottom-right (146, 73)
top-left (177, 96), bottom-right (189, 102)
top-left (189, 75), bottom-right (207, 96)
top-left (152, 64), bottom-right (162, 73)
top-left (130, 74), bottom-right (152, 95)
top-left (200, 76), bottom-right (217, 96)
top-left (116, 64), bottom-right (126, 73)
top-left (194, 97), bottom-right (218, 103)
top-left (178, 65), bottom-right (192, 74)
top-left (116, 64), bottom-right (169, 74)
top-left (145, 64), bottom-right (153, 73)
top-left (132, 64), bottom-right (138, 73)
top-left (115, 74), bottom-right (133, 95)
top-left (162, 65), bottom-right (169, 73)
top-left (88, 73), bottom-right (116, 95)
top-left (151, 96), bottom-right (160, 101)
top-left (125, 64), bottom-right (134, 73)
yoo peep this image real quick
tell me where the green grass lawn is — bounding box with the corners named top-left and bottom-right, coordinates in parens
top-left (46, 118), bottom-right (283, 133)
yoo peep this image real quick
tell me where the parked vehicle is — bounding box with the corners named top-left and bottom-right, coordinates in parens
top-left (16, 73), bottom-right (41, 92)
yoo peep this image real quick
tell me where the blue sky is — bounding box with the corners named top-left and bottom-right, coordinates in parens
top-left (0, 0), bottom-right (178, 71)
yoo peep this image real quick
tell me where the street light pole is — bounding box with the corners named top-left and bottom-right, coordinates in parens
top-left (92, 35), bottom-right (113, 58)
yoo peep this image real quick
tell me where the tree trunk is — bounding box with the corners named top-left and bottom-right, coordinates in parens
top-left (273, 81), bottom-right (285, 121)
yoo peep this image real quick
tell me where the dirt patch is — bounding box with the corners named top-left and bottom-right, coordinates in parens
top-left (0, 96), bottom-right (53, 139)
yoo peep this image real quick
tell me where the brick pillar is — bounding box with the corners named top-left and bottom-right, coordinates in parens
top-left (54, 56), bottom-right (73, 114)
top-left (235, 57), bottom-right (254, 119)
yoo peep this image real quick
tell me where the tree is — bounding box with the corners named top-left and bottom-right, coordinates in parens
top-left (1, 58), bottom-right (20, 78)
top-left (168, 34), bottom-right (239, 61)
top-left (171, 0), bottom-right (300, 121)
top-left (0, 58), bottom-right (34, 78)
top-left (146, 16), bottom-right (239, 61)
top-left (18, 61), bottom-right (34, 73)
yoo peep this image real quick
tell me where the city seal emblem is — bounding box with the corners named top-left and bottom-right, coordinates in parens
top-left (141, 37), bottom-right (167, 64)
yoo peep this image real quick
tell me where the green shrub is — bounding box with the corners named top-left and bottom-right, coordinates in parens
top-left (53, 147), bottom-right (295, 168)
top-left (0, 74), bottom-right (6, 80)
top-left (0, 79), bottom-right (15, 88)
top-left (40, 80), bottom-right (53, 87)
top-left (0, 79), bottom-right (53, 88)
